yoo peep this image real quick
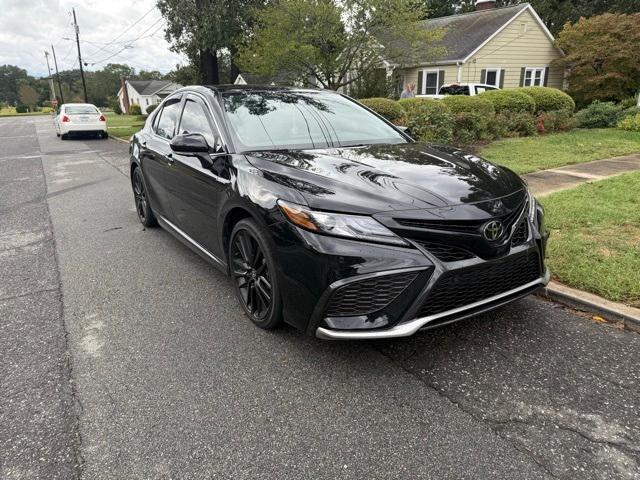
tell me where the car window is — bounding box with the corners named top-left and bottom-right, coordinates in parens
top-left (177, 97), bottom-right (219, 148)
top-left (65, 105), bottom-right (99, 114)
top-left (438, 85), bottom-right (470, 96)
top-left (155, 98), bottom-right (182, 140)
top-left (221, 90), bottom-right (406, 151)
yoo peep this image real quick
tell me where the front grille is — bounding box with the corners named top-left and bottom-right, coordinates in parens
top-left (415, 254), bottom-right (541, 318)
top-left (511, 220), bottom-right (529, 247)
top-left (414, 240), bottom-right (476, 262)
top-left (325, 272), bottom-right (418, 317)
top-left (394, 197), bottom-right (528, 239)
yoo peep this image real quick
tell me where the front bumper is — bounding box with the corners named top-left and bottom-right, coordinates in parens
top-left (316, 268), bottom-right (550, 340)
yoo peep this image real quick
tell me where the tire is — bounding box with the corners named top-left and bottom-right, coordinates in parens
top-left (131, 167), bottom-right (157, 228)
top-left (102, 131), bottom-right (109, 139)
top-left (229, 218), bottom-right (283, 329)
top-left (60, 133), bottom-right (68, 140)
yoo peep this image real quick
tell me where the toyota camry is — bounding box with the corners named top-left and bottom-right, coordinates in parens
top-left (129, 86), bottom-right (550, 340)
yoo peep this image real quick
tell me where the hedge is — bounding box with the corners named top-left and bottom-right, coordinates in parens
top-left (575, 101), bottom-right (624, 128)
top-left (358, 97), bottom-right (404, 124)
top-left (478, 90), bottom-right (536, 114)
top-left (617, 113), bottom-right (640, 132)
top-left (146, 104), bottom-right (159, 115)
top-left (517, 87), bottom-right (575, 113)
top-left (398, 98), bottom-right (454, 143)
top-left (442, 96), bottom-right (495, 144)
top-left (129, 103), bottom-right (142, 116)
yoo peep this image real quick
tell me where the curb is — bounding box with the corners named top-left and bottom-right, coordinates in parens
top-left (109, 136), bottom-right (129, 145)
top-left (540, 281), bottom-right (640, 333)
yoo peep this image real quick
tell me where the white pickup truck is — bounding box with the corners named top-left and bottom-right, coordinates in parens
top-left (420, 83), bottom-right (500, 100)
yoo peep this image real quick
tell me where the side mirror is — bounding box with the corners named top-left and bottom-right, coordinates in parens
top-left (170, 133), bottom-right (209, 154)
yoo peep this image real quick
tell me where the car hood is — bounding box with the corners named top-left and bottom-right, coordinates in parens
top-left (244, 143), bottom-right (526, 215)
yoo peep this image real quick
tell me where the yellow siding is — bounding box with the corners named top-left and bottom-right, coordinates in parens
top-left (467, 9), bottom-right (564, 88)
top-left (399, 8), bottom-right (565, 91)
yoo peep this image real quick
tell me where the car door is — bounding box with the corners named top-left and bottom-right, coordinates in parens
top-left (164, 94), bottom-right (230, 258)
top-left (139, 95), bottom-right (183, 221)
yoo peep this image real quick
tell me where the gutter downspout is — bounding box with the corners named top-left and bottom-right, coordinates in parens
top-left (457, 62), bottom-right (462, 83)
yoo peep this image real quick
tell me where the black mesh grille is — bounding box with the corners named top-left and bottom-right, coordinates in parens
top-left (414, 240), bottom-right (476, 262)
top-left (511, 220), bottom-right (529, 247)
top-left (416, 254), bottom-right (541, 318)
top-left (325, 272), bottom-right (418, 317)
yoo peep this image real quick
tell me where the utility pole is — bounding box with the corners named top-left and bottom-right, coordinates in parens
top-left (44, 51), bottom-right (55, 101)
top-left (51, 44), bottom-right (65, 104)
top-left (72, 8), bottom-right (88, 103)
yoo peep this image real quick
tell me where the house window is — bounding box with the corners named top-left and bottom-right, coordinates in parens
top-left (421, 70), bottom-right (439, 95)
top-left (484, 68), bottom-right (501, 87)
top-left (524, 67), bottom-right (545, 86)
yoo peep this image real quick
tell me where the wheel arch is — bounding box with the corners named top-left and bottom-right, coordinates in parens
top-left (221, 206), bottom-right (256, 264)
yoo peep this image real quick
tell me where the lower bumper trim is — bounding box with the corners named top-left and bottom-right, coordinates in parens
top-left (315, 268), bottom-right (550, 340)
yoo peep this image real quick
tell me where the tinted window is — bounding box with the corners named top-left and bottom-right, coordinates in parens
top-left (221, 90), bottom-right (406, 151)
top-left (439, 85), bottom-right (470, 96)
top-left (177, 98), bottom-right (218, 147)
top-left (155, 98), bottom-right (181, 140)
top-left (65, 105), bottom-right (99, 114)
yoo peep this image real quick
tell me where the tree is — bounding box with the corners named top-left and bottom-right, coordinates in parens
top-left (165, 63), bottom-right (200, 85)
top-left (555, 13), bottom-right (640, 106)
top-left (18, 83), bottom-right (39, 109)
top-left (136, 70), bottom-right (164, 80)
top-left (0, 65), bottom-right (29, 104)
top-left (87, 63), bottom-right (134, 106)
top-left (238, 0), bottom-right (442, 90)
top-left (158, 0), bottom-right (265, 84)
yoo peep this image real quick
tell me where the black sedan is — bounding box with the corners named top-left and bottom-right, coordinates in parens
top-left (129, 85), bottom-right (549, 340)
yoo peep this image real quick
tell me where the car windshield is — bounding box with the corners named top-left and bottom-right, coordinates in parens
top-left (65, 106), bottom-right (98, 114)
top-left (438, 85), bottom-right (470, 96)
top-left (221, 90), bottom-right (407, 151)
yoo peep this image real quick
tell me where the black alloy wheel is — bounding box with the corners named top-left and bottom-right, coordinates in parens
top-left (132, 167), bottom-right (157, 227)
top-left (229, 219), bottom-right (282, 329)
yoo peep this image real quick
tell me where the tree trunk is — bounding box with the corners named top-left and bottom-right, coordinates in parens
top-left (200, 49), bottom-right (219, 85)
top-left (229, 46), bottom-right (240, 84)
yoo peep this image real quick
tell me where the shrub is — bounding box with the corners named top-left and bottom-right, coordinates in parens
top-left (145, 104), bottom-right (159, 115)
top-left (441, 96), bottom-right (495, 145)
top-left (617, 113), bottom-right (640, 132)
top-left (15, 104), bottom-right (28, 113)
top-left (359, 98), bottom-right (404, 124)
top-left (493, 112), bottom-right (538, 138)
top-left (620, 97), bottom-right (639, 109)
top-left (518, 87), bottom-right (575, 113)
top-left (537, 110), bottom-right (576, 134)
top-left (575, 101), bottom-right (624, 128)
top-left (398, 98), bottom-right (454, 143)
top-left (129, 103), bottom-right (142, 116)
top-left (478, 90), bottom-right (536, 114)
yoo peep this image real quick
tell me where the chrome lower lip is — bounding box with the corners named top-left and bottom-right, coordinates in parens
top-left (315, 269), bottom-right (550, 340)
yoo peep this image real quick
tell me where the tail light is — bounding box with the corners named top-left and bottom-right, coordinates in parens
top-left (99, 115), bottom-right (106, 122)
top-left (62, 115), bottom-right (70, 122)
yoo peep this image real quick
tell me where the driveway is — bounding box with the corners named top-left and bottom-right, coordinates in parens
top-left (1, 115), bottom-right (639, 479)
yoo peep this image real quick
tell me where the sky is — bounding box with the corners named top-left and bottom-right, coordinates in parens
top-left (0, 0), bottom-right (186, 77)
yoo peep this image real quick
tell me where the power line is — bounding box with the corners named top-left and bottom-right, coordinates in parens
top-left (87, 5), bottom-right (157, 57)
top-left (86, 19), bottom-right (166, 66)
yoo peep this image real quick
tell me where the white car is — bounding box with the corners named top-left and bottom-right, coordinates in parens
top-left (55, 103), bottom-right (108, 140)
top-left (420, 83), bottom-right (500, 100)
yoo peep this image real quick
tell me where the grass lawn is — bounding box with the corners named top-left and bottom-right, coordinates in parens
top-left (541, 171), bottom-right (640, 307)
top-left (0, 106), bottom-right (53, 117)
top-left (105, 112), bottom-right (146, 140)
top-left (480, 129), bottom-right (640, 175)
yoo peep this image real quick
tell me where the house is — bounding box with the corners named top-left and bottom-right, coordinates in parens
top-left (393, 1), bottom-right (565, 95)
top-left (117, 79), bottom-right (182, 115)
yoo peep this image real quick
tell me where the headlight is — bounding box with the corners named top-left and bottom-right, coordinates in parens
top-left (277, 200), bottom-right (409, 247)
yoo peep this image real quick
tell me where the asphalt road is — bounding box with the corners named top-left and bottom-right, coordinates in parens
top-left (1, 115), bottom-right (639, 480)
